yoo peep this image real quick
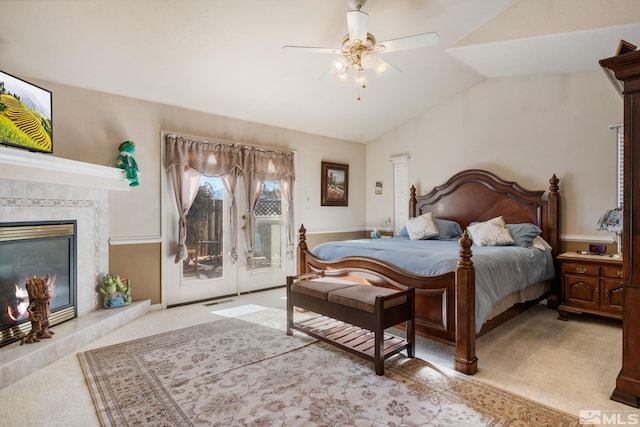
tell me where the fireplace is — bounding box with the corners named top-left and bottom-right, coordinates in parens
top-left (0, 221), bottom-right (77, 347)
top-left (0, 148), bottom-right (153, 389)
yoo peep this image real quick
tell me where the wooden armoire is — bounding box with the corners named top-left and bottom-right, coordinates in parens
top-left (600, 49), bottom-right (640, 408)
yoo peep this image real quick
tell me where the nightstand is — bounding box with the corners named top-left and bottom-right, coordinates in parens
top-left (557, 252), bottom-right (623, 321)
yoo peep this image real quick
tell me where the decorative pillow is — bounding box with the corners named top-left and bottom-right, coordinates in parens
top-left (467, 216), bottom-right (515, 246)
top-left (398, 218), bottom-right (462, 240)
top-left (506, 223), bottom-right (542, 248)
top-left (433, 219), bottom-right (463, 240)
top-left (532, 235), bottom-right (552, 251)
top-left (404, 212), bottom-right (439, 240)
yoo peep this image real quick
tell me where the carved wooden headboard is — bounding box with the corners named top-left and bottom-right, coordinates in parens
top-left (409, 169), bottom-right (560, 258)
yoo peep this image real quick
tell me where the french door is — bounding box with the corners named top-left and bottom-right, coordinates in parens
top-left (166, 175), bottom-right (289, 306)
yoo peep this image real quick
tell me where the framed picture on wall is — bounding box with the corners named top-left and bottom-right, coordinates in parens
top-left (321, 161), bottom-right (349, 206)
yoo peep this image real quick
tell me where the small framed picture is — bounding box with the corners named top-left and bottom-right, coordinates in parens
top-left (321, 161), bottom-right (348, 206)
top-left (375, 181), bottom-right (383, 195)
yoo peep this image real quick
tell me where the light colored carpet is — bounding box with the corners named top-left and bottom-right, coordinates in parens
top-left (78, 309), bottom-right (580, 426)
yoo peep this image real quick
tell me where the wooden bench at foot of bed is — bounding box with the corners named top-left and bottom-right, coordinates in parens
top-left (286, 272), bottom-right (415, 375)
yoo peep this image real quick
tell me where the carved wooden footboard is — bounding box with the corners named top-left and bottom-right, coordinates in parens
top-left (297, 225), bottom-right (478, 374)
top-left (296, 169), bottom-right (560, 376)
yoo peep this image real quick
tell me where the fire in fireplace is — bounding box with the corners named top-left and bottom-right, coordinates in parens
top-left (0, 221), bottom-right (77, 347)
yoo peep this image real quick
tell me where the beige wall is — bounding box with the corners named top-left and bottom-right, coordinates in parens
top-left (40, 80), bottom-right (366, 236)
top-left (366, 71), bottom-right (623, 245)
top-left (109, 244), bottom-right (161, 304)
top-left (32, 79), bottom-right (366, 303)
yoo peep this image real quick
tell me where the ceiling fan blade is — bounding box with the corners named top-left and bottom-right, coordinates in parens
top-left (281, 45), bottom-right (342, 55)
top-left (375, 32), bottom-right (440, 53)
top-left (346, 9), bottom-right (368, 43)
top-left (374, 56), bottom-right (402, 77)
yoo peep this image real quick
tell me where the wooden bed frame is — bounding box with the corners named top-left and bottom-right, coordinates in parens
top-left (296, 169), bottom-right (560, 375)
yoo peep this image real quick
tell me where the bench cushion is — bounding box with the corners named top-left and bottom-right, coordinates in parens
top-left (290, 278), bottom-right (357, 300)
top-left (328, 285), bottom-right (407, 313)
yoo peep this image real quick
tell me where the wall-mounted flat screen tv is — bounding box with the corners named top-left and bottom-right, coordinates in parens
top-left (0, 70), bottom-right (53, 154)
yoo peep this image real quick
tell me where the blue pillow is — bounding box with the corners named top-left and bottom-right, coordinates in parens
top-left (398, 218), bottom-right (463, 240)
top-left (506, 223), bottom-right (541, 247)
top-left (433, 218), bottom-right (463, 240)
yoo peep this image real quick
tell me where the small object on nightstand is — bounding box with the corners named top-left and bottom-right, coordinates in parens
top-left (577, 250), bottom-right (589, 255)
top-left (588, 243), bottom-right (606, 255)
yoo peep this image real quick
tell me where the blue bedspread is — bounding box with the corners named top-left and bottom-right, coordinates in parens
top-left (312, 237), bottom-right (555, 332)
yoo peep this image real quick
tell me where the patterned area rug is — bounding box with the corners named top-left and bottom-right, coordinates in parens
top-left (78, 310), bottom-right (579, 426)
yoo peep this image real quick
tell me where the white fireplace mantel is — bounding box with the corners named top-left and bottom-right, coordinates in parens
top-left (0, 145), bottom-right (130, 190)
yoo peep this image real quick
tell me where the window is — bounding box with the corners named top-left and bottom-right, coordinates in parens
top-left (391, 155), bottom-right (410, 235)
top-left (183, 176), bottom-right (224, 280)
top-left (252, 181), bottom-right (283, 272)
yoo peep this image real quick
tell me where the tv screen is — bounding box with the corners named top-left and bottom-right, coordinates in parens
top-left (0, 70), bottom-right (52, 154)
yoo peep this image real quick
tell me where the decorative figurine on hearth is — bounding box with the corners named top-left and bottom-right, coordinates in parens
top-left (20, 275), bottom-right (56, 345)
top-left (115, 140), bottom-right (140, 187)
top-left (99, 274), bottom-right (131, 308)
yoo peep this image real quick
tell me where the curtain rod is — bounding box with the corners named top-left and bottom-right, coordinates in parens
top-left (161, 131), bottom-right (297, 154)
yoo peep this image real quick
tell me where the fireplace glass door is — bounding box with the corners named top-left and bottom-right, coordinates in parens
top-left (0, 221), bottom-right (77, 346)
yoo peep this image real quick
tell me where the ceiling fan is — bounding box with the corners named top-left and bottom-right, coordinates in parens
top-left (282, 0), bottom-right (439, 100)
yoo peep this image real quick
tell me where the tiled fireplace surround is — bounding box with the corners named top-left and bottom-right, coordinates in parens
top-left (0, 147), bottom-right (150, 388)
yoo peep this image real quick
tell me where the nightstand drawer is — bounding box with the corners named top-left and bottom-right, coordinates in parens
top-left (562, 263), bottom-right (600, 276)
top-left (602, 265), bottom-right (624, 279)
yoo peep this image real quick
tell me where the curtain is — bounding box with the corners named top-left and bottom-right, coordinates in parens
top-left (166, 134), bottom-right (295, 267)
top-left (167, 165), bottom-right (202, 262)
top-left (242, 147), bottom-right (295, 269)
top-left (166, 135), bottom-right (243, 263)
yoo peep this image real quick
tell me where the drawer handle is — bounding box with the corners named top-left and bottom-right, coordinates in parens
top-left (576, 267), bottom-right (587, 274)
top-left (605, 289), bottom-right (609, 296)
top-left (617, 271), bottom-right (623, 278)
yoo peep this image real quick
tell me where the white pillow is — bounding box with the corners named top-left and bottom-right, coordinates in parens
top-left (467, 216), bottom-right (515, 246)
top-left (405, 212), bottom-right (439, 240)
top-left (532, 235), bottom-right (552, 251)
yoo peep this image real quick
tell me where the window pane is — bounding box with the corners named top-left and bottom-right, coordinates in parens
top-left (253, 181), bottom-right (282, 272)
top-left (182, 176), bottom-right (224, 281)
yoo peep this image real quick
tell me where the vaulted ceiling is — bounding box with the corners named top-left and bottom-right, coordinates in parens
top-left (1, 0), bottom-right (639, 143)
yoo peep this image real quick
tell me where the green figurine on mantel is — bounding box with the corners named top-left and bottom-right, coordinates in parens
top-left (115, 140), bottom-right (140, 187)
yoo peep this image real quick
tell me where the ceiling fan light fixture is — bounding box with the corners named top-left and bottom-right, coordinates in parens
top-left (360, 51), bottom-right (378, 69)
top-left (373, 60), bottom-right (388, 76)
top-left (335, 72), bottom-right (349, 82)
top-left (332, 56), bottom-right (349, 74)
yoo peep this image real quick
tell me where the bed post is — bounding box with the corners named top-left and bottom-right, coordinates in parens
top-left (297, 224), bottom-right (308, 275)
top-left (454, 230), bottom-right (478, 375)
top-left (547, 174), bottom-right (561, 309)
top-left (409, 185), bottom-right (417, 217)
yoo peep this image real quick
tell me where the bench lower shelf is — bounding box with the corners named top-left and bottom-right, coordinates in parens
top-left (291, 315), bottom-right (411, 365)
